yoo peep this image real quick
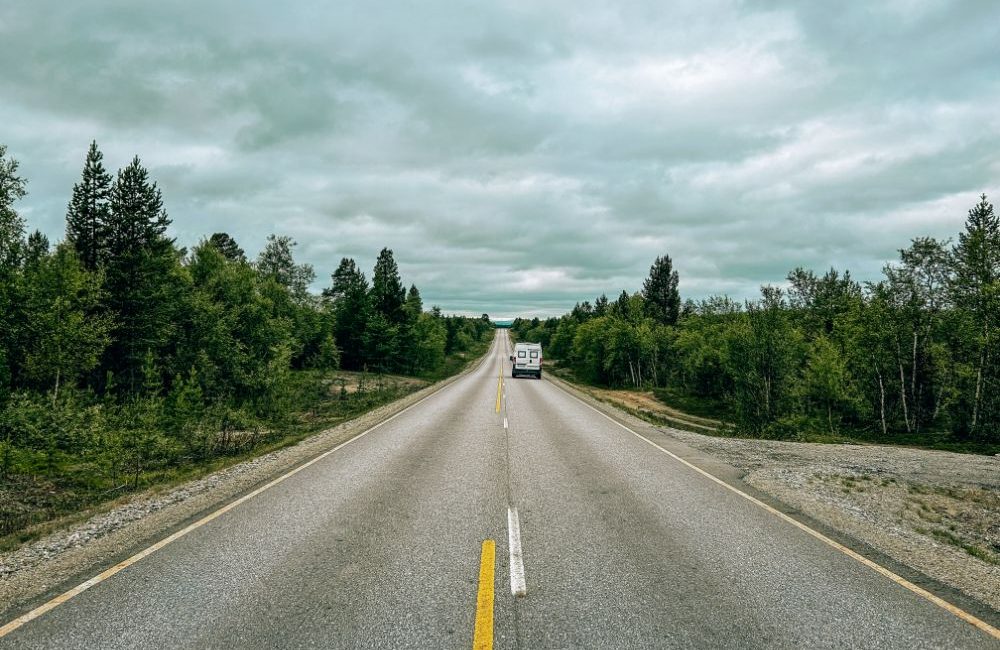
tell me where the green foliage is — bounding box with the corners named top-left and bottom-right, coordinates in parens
top-left (643, 254), bottom-right (680, 325)
top-left (20, 244), bottom-right (112, 400)
top-left (518, 215), bottom-right (1000, 451)
top-left (371, 247), bottom-right (406, 325)
top-left (325, 257), bottom-right (370, 370)
top-left (65, 141), bottom-right (112, 270)
top-left (256, 234), bottom-right (315, 303)
top-left (207, 232), bottom-right (246, 263)
top-left (0, 142), bottom-right (496, 541)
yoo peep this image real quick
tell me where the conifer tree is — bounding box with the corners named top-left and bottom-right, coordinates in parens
top-left (950, 194), bottom-right (1000, 433)
top-left (207, 232), bottom-right (246, 262)
top-left (66, 141), bottom-right (113, 269)
top-left (103, 156), bottom-right (180, 389)
top-left (326, 258), bottom-right (370, 369)
top-left (404, 284), bottom-right (423, 319)
top-left (643, 255), bottom-right (680, 325)
top-left (371, 248), bottom-right (405, 325)
top-left (24, 230), bottom-right (49, 269)
top-left (106, 156), bottom-right (171, 258)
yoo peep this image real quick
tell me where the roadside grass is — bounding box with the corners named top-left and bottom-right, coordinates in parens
top-left (0, 343), bottom-right (490, 553)
top-left (0, 380), bottom-right (411, 553)
top-left (918, 527), bottom-right (999, 566)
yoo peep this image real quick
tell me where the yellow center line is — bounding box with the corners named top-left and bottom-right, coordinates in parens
top-left (495, 358), bottom-right (503, 413)
top-left (473, 539), bottom-right (496, 650)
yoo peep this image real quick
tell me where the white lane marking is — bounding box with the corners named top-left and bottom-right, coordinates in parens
top-left (503, 417), bottom-right (508, 430)
top-left (507, 507), bottom-right (527, 597)
top-left (549, 380), bottom-right (1000, 641)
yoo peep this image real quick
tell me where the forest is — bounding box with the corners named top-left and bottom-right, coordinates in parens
top-left (0, 143), bottom-right (492, 538)
top-left (513, 195), bottom-right (1000, 453)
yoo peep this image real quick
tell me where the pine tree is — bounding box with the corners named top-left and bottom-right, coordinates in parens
top-left (24, 230), bottom-right (49, 269)
top-left (106, 156), bottom-right (171, 258)
top-left (325, 258), bottom-right (370, 369)
top-left (207, 232), bottom-right (245, 262)
top-left (103, 156), bottom-right (180, 390)
top-left (594, 293), bottom-right (609, 317)
top-left (643, 255), bottom-right (681, 326)
top-left (404, 284), bottom-right (423, 319)
top-left (371, 248), bottom-right (405, 325)
top-left (66, 141), bottom-right (113, 269)
top-left (950, 194), bottom-right (1000, 434)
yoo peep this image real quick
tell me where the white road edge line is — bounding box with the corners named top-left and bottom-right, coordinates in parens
top-left (550, 380), bottom-right (1000, 641)
top-left (507, 506), bottom-right (527, 597)
top-left (0, 346), bottom-right (493, 641)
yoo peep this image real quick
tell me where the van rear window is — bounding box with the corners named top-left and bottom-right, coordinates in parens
top-left (530, 351), bottom-right (538, 358)
top-left (518, 351), bottom-right (526, 357)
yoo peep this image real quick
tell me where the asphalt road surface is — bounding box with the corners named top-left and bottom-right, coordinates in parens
top-left (2, 330), bottom-right (997, 649)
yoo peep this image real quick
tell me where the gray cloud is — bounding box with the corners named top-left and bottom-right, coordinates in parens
top-left (2, 0), bottom-right (998, 317)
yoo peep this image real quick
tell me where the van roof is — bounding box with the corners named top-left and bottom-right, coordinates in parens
top-left (514, 342), bottom-right (541, 348)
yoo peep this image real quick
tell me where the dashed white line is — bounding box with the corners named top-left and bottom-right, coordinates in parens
top-left (503, 417), bottom-right (508, 430)
top-left (507, 506), bottom-right (527, 597)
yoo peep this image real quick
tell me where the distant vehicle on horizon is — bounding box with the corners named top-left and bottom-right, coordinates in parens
top-left (510, 342), bottom-right (542, 379)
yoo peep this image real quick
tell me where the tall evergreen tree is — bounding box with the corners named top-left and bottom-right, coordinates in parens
top-left (950, 194), bottom-right (1000, 433)
top-left (106, 156), bottom-right (171, 257)
top-left (24, 230), bottom-right (49, 269)
top-left (643, 254), bottom-right (680, 326)
top-left (371, 247), bottom-right (405, 325)
top-left (594, 293), bottom-right (609, 317)
top-left (103, 156), bottom-right (181, 390)
top-left (207, 232), bottom-right (246, 262)
top-left (0, 144), bottom-right (27, 393)
top-left (325, 258), bottom-right (370, 369)
top-left (404, 284), bottom-right (423, 319)
top-left (66, 141), bottom-right (113, 269)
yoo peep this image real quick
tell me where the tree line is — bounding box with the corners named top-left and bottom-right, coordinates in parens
top-left (0, 142), bottom-right (491, 527)
top-left (513, 196), bottom-right (1000, 448)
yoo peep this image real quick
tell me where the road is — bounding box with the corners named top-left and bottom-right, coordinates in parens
top-left (1, 330), bottom-right (997, 649)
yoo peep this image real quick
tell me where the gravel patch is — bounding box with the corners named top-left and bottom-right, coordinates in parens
top-left (0, 364), bottom-right (474, 619)
top-left (656, 429), bottom-right (1000, 612)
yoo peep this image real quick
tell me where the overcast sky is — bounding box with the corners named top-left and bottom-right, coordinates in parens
top-left (2, 1), bottom-right (998, 317)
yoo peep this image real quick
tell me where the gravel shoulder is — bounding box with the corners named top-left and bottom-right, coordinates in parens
top-left (661, 429), bottom-right (1000, 611)
top-left (0, 358), bottom-right (481, 621)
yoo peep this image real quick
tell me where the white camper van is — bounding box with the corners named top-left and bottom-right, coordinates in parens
top-left (510, 342), bottom-right (542, 379)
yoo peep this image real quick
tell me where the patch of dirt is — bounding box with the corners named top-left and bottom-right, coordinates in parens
top-left (587, 387), bottom-right (722, 430)
top-left (326, 372), bottom-right (428, 395)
